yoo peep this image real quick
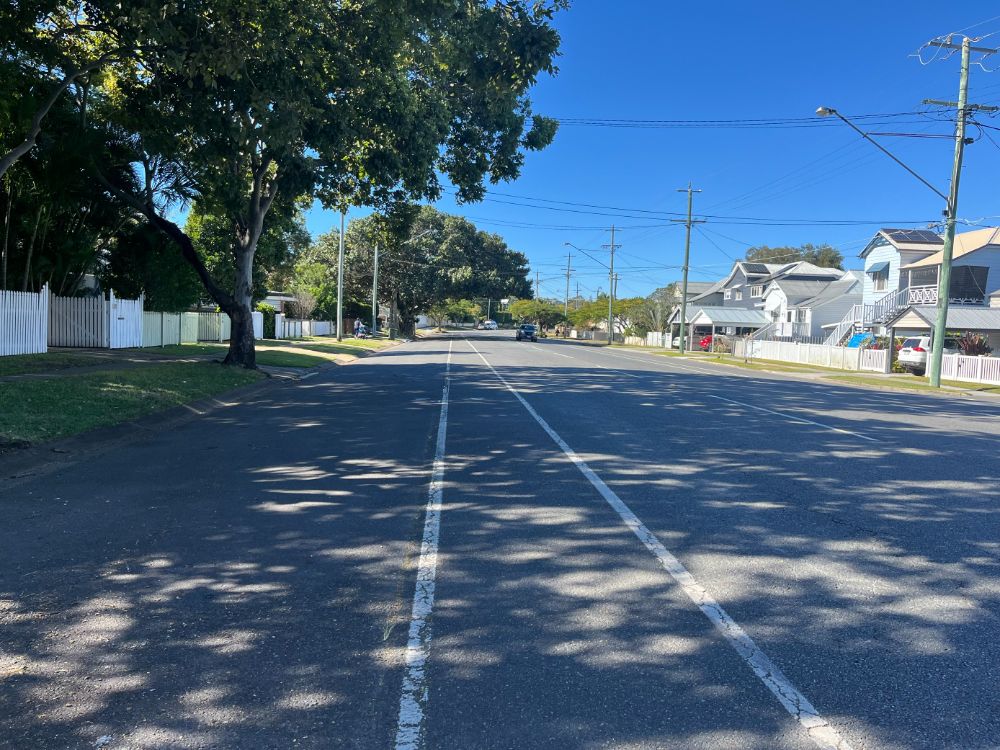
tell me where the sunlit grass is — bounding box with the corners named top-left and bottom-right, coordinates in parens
top-left (0, 362), bottom-right (264, 444)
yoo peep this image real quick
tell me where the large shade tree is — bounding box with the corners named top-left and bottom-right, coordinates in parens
top-left (344, 206), bottom-right (533, 335)
top-left (95, 0), bottom-right (563, 367)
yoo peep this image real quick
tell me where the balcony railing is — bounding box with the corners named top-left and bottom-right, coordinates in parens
top-left (907, 285), bottom-right (937, 305)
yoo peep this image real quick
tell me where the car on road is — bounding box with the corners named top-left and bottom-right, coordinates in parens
top-left (516, 323), bottom-right (538, 342)
top-left (484, 320), bottom-right (498, 330)
top-left (898, 335), bottom-right (961, 374)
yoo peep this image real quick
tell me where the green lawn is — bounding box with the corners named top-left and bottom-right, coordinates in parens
top-left (0, 351), bottom-right (111, 377)
top-left (0, 362), bottom-right (264, 445)
top-left (152, 343), bottom-right (228, 357)
top-left (825, 374), bottom-right (1000, 394)
top-left (697, 355), bottom-right (843, 374)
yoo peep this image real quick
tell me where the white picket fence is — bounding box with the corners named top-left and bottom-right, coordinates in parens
top-left (940, 353), bottom-right (1000, 385)
top-left (302, 319), bottom-right (332, 337)
top-left (732, 338), bottom-right (889, 373)
top-left (0, 285), bottom-right (49, 355)
top-left (142, 312), bottom-right (200, 347)
top-left (274, 315), bottom-right (333, 339)
top-left (49, 290), bottom-right (143, 349)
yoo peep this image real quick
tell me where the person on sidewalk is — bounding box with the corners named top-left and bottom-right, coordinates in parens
top-left (353, 319), bottom-right (361, 337)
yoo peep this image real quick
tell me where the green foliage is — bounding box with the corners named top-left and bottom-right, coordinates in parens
top-left (959, 332), bottom-right (993, 356)
top-left (509, 298), bottom-right (564, 327)
top-left (255, 303), bottom-right (276, 338)
top-left (343, 206), bottom-right (532, 334)
top-left (745, 244), bottom-right (844, 270)
top-left (101, 222), bottom-right (202, 310)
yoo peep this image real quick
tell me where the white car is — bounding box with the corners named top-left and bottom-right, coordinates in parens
top-left (483, 320), bottom-right (498, 330)
top-left (897, 335), bottom-right (960, 374)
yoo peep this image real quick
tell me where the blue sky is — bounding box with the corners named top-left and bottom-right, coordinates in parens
top-left (307, 2), bottom-right (1000, 301)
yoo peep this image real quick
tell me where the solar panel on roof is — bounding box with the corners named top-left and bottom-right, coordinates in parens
top-left (742, 263), bottom-right (770, 275)
top-left (883, 228), bottom-right (942, 244)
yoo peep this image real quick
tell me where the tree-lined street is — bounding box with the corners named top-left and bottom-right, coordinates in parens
top-left (3, 332), bottom-right (998, 749)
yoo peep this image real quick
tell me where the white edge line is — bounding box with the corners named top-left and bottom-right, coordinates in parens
top-left (393, 338), bottom-right (453, 750)
top-left (706, 395), bottom-right (876, 442)
top-left (465, 338), bottom-right (854, 750)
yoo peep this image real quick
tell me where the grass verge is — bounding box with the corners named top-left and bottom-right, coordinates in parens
top-left (824, 374), bottom-right (1000, 395)
top-left (0, 352), bottom-right (111, 377)
top-left (0, 362), bottom-right (264, 445)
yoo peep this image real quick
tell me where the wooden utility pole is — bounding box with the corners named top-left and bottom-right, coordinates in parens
top-left (671, 184), bottom-right (705, 353)
top-left (602, 226), bottom-right (620, 344)
top-left (564, 253), bottom-right (573, 317)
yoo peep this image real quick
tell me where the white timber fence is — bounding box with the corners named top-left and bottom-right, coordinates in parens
top-left (196, 312), bottom-right (232, 343)
top-left (0, 285), bottom-right (49, 355)
top-left (49, 290), bottom-right (143, 349)
top-left (274, 315), bottom-right (333, 339)
top-left (142, 312), bottom-right (202, 347)
top-left (302, 319), bottom-right (332, 337)
top-left (732, 338), bottom-right (889, 373)
top-left (623, 335), bottom-right (646, 346)
top-left (940, 353), bottom-right (1000, 385)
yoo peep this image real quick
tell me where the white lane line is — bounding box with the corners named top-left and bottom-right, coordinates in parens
top-left (706, 395), bottom-right (876, 443)
top-left (394, 339), bottom-right (453, 750)
top-left (465, 339), bottom-right (854, 750)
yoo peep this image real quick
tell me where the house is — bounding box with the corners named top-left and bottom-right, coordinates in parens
top-left (899, 226), bottom-right (1000, 306)
top-left (760, 271), bottom-right (863, 340)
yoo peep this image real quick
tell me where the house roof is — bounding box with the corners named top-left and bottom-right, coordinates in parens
top-left (689, 306), bottom-right (769, 327)
top-left (860, 228), bottom-right (944, 258)
top-left (687, 277), bottom-right (727, 302)
top-left (767, 280), bottom-right (833, 305)
top-left (901, 226), bottom-right (1000, 270)
top-left (884, 304), bottom-right (1000, 330)
top-left (683, 281), bottom-right (715, 296)
top-left (796, 275), bottom-right (863, 308)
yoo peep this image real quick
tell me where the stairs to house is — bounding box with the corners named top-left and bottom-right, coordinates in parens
top-left (821, 288), bottom-right (911, 346)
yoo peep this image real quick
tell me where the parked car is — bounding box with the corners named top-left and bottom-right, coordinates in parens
top-left (516, 323), bottom-right (538, 342)
top-left (898, 335), bottom-right (961, 375)
top-left (484, 320), bottom-right (498, 330)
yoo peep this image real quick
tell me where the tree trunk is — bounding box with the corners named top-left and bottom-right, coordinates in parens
top-left (22, 205), bottom-right (43, 291)
top-left (224, 247), bottom-right (256, 368)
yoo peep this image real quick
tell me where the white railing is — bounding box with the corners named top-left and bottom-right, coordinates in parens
top-left (859, 348), bottom-right (889, 372)
top-left (0, 284), bottom-right (49, 356)
top-left (822, 304), bottom-right (863, 347)
top-left (907, 285), bottom-right (937, 305)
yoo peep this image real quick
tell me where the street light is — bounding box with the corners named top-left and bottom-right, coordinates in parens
top-left (817, 105), bottom-right (956, 387)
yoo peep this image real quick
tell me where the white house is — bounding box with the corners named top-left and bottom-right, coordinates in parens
top-left (761, 271), bottom-right (863, 340)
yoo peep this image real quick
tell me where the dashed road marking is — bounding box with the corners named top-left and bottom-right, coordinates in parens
top-left (466, 338), bottom-right (854, 750)
top-left (706, 394), bottom-right (876, 442)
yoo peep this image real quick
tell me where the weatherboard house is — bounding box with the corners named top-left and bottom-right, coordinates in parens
top-left (820, 227), bottom-right (1000, 345)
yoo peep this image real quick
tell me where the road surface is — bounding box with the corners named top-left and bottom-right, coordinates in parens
top-left (2, 331), bottom-right (999, 749)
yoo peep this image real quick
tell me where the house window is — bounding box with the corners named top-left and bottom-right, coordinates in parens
top-left (734, 289), bottom-right (743, 301)
top-left (795, 309), bottom-right (807, 323)
top-left (868, 261), bottom-right (890, 292)
top-left (786, 311), bottom-right (794, 323)
top-left (750, 285), bottom-right (764, 298)
top-left (873, 274), bottom-right (887, 292)
top-left (724, 289), bottom-right (732, 300)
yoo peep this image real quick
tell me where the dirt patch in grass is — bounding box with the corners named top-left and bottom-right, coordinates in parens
top-left (0, 362), bottom-right (264, 445)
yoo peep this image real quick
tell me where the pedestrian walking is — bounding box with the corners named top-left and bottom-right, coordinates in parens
top-left (353, 319), bottom-right (361, 337)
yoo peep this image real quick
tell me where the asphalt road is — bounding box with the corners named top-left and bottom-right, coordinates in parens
top-left (3, 331), bottom-right (999, 750)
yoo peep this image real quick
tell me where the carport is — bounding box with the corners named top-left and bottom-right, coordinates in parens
top-left (885, 304), bottom-right (1000, 351)
top-left (688, 307), bottom-right (769, 351)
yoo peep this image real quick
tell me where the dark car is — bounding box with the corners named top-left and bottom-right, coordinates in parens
top-left (516, 324), bottom-right (538, 342)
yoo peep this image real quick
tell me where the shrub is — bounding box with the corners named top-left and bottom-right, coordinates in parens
top-left (959, 332), bottom-right (992, 356)
top-left (256, 303), bottom-right (277, 338)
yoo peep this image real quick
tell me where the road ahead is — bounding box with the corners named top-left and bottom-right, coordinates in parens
top-left (3, 331), bottom-right (1000, 750)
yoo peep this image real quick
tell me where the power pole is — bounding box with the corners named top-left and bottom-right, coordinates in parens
top-left (534, 270), bottom-right (540, 299)
top-left (371, 241), bottom-right (379, 334)
top-left (564, 253), bottom-right (573, 317)
top-left (602, 225), bottom-right (620, 344)
top-left (924, 35), bottom-right (999, 386)
top-left (671, 184), bottom-right (705, 353)
top-left (336, 210), bottom-right (346, 341)
top-left (575, 281), bottom-right (580, 309)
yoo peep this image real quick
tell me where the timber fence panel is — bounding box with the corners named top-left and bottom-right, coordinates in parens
top-left (220, 315), bottom-right (231, 342)
top-left (142, 312), bottom-right (162, 347)
top-left (108, 291), bottom-right (144, 349)
top-left (181, 313), bottom-right (199, 343)
top-left (274, 313), bottom-right (285, 339)
top-left (0, 285), bottom-right (49, 355)
top-left (252, 311), bottom-right (264, 340)
top-left (49, 293), bottom-right (107, 348)
top-left (198, 312), bottom-right (220, 342)
top-left (860, 349), bottom-right (887, 372)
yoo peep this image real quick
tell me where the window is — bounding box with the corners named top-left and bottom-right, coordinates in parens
top-left (795, 309), bottom-right (807, 323)
top-left (734, 289), bottom-right (743, 301)
top-left (750, 285), bottom-right (764, 298)
top-left (873, 274), bottom-right (887, 292)
top-left (786, 311), bottom-right (794, 323)
top-left (724, 289), bottom-right (732, 300)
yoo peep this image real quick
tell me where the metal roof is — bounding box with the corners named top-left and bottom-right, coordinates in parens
top-left (867, 261), bottom-right (890, 274)
top-left (689, 307), bottom-right (769, 326)
top-left (885, 304), bottom-right (1000, 330)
